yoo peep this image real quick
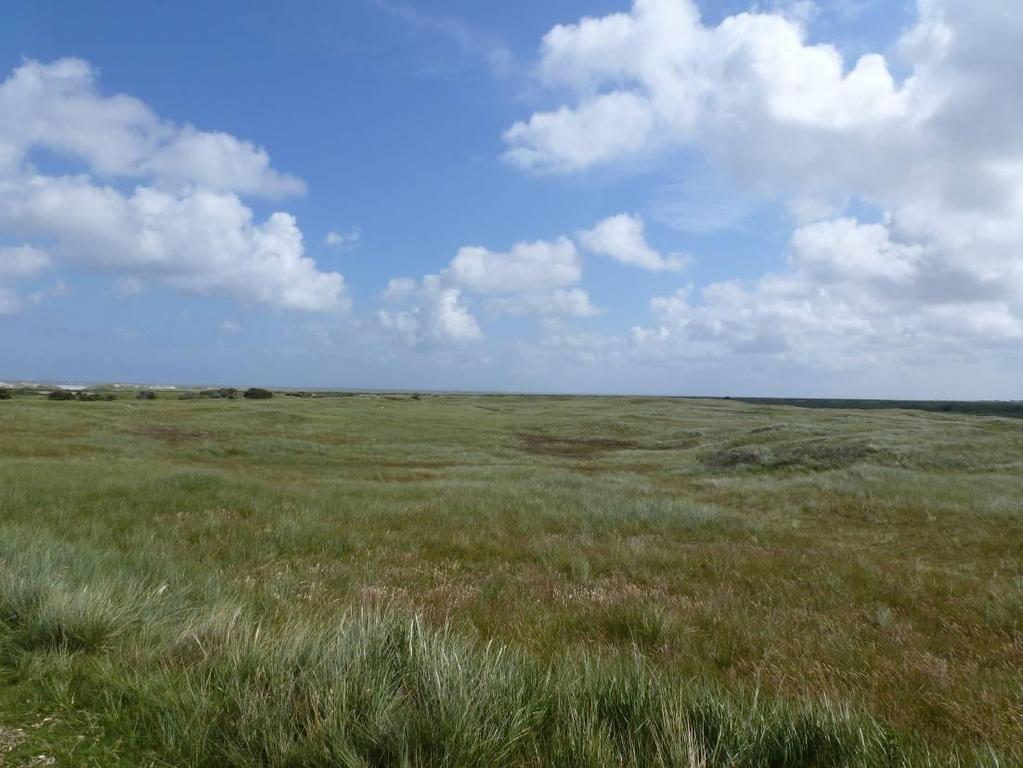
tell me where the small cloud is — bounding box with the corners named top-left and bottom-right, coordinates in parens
top-left (487, 47), bottom-right (515, 79)
top-left (114, 277), bottom-right (145, 296)
top-left (368, 0), bottom-right (518, 80)
top-left (383, 277), bottom-right (418, 301)
top-left (486, 288), bottom-right (600, 318)
top-left (377, 275), bottom-right (482, 347)
top-left (0, 287), bottom-right (19, 315)
top-left (30, 280), bottom-right (69, 304)
top-left (324, 226), bottom-right (361, 251)
top-left (0, 245), bottom-right (51, 279)
top-left (577, 214), bottom-right (688, 272)
top-left (220, 319), bottom-right (241, 334)
top-left (759, 0), bottom-right (818, 25)
top-left (445, 238), bottom-right (581, 293)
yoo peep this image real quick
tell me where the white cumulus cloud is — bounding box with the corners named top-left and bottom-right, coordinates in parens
top-left (378, 234), bottom-right (600, 346)
top-left (507, 0), bottom-right (1023, 373)
top-left (578, 214), bottom-right (687, 272)
top-left (503, 93), bottom-right (656, 173)
top-left (506, 0), bottom-right (908, 175)
top-left (378, 274), bottom-right (482, 347)
top-left (445, 237), bottom-right (581, 293)
top-left (0, 58), bottom-right (347, 313)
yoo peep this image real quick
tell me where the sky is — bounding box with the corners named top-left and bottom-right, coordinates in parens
top-left (0, 0), bottom-right (1021, 397)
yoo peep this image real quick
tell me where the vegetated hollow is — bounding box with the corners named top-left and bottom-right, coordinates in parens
top-left (133, 426), bottom-right (209, 444)
top-left (516, 432), bottom-right (639, 458)
top-left (702, 440), bottom-right (881, 471)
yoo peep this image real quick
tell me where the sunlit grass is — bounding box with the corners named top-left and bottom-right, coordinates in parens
top-left (0, 392), bottom-right (1020, 765)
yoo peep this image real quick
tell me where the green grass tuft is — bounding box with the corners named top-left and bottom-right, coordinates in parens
top-left (0, 394), bottom-right (1020, 765)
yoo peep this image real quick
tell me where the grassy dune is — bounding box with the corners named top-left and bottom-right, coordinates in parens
top-left (0, 393), bottom-right (1020, 765)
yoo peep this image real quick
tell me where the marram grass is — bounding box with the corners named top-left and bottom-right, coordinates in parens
top-left (0, 393), bottom-right (1020, 765)
top-left (0, 534), bottom-right (979, 767)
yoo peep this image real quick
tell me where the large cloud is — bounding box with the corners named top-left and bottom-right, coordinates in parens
top-left (506, 0), bottom-right (1023, 370)
top-left (0, 58), bottom-right (305, 196)
top-left (632, 218), bottom-right (1023, 370)
top-left (504, 0), bottom-right (908, 175)
top-left (0, 59), bottom-right (346, 313)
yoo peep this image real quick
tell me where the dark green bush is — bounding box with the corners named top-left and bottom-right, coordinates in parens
top-left (47, 389), bottom-right (77, 401)
top-left (243, 387), bottom-right (273, 400)
top-left (74, 391), bottom-right (116, 402)
top-left (200, 388), bottom-right (237, 399)
top-left (137, 390), bottom-right (158, 400)
top-left (0, 389), bottom-right (10, 400)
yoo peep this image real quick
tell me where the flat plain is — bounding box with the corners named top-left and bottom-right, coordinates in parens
top-left (0, 391), bottom-right (1020, 766)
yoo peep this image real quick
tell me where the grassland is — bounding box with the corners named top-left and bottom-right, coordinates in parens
top-left (0, 391), bottom-right (1020, 766)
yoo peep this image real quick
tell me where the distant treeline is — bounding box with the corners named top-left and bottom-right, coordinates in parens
top-left (732, 398), bottom-right (1023, 420)
top-left (0, 387), bottom-right (280, 402)
top-left (4, 387), bottom-right (1019, 419)
top-left (177, 387), bottom-right (272, 400)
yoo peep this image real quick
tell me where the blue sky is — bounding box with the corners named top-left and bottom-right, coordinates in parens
top-left (1, 0), bottom-right (1021, 397)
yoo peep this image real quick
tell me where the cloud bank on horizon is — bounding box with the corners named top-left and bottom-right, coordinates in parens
top-left (1, 0), bottom-right (1022, 394)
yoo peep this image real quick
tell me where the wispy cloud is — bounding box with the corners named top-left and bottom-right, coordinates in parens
top-left (366, 0), bottom-right (516, 79)
top-left (648, 168), bottom-right (759, 235)
top-left (324, 226), bottom-right (362, 252)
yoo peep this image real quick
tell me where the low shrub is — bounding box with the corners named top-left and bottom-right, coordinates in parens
top-left (243, 387), bottom-right (273, 400)
top-left (76, 391), bottom-right (116, 402)
top-left (47, 389), bottom-right (77, 401)
top-left (0, 389), bottom-right (10, 400)
top-left (201, 388), bottom-right (238, 399)
top-left (137, 390), bottom-right (157, 400)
